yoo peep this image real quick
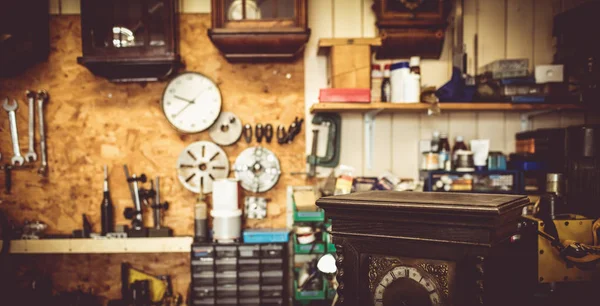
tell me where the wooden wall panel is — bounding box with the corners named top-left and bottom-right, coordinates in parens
top-left (60, 0), bottom-right (80, 14)
top-left (506, 0), bottom-right (534, 69)
top-left (477, 0), bottom-right (507, 67)
top-left (0, 15), bottom-right (306, 234)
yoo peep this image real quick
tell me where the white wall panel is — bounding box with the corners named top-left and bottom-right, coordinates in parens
top-left (60, 0), bottom-right (80, 14)
top-left (181, 0), bottom-right (211, 13)
top-left (49, 0), bottom-right (60, 15)
top-left (477, 112), bottom-right (506, 152)
top-left (448, 112), bottom-right (478, 143)
top-left (391, 114), bottom-right (421, 179)
top-left (362, 0), bottom-right (378, 37)
top-left (477, 0), bottom-right (507, 67)
top-left (506, 0), bottom-right (534, 68)
top-left (333, 0), bottom-right (363, 38)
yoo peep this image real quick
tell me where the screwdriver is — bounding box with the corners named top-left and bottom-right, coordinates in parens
top-left (101, 165), bottom-right (115, 235)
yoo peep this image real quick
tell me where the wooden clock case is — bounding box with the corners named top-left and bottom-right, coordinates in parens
top-left (317, 191), bottom-right (532, 306)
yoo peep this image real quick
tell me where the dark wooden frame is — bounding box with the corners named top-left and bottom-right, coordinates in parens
top-left (77, 0), bottom-right (181, 82)
top-left (208, 0), bottom-right (310, 62)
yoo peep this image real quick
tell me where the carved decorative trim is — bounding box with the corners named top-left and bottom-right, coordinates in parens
top-left (418, 262), bottom-right (450, 298)
top-left (368, 256), bottom-right (402, 292)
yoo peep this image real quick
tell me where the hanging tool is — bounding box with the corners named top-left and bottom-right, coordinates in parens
top-left (255, 123), bottom-right (264, 143)
top-left (3, 98), bottom-right (24, 166)
top-left (176, 141), bottom-right (230, 194)
top-left (307, 129), bottom-right (320, 177)
top-left (123, 167), bottom-right (148, 237)
top-left (264, 123), bottom-right (273, 143)
top-left (233, 146), bottom-right (281, 192)
top-left (243, 124), bottom-right (253, 143)
top-left (36, 91), bottom-right (49, 176)
top-left (277, 117), bottom-right (304, 144)
top-left (101, 165), bottom-right (114, 236)
top-left (208, 112), bottom-right (243, 146)
top-left (307, 113), bottom-right (341, 171)
top-left (147, 177), bottom-right (172, 237)
top-left (24, 90), bottom-right (37, 162)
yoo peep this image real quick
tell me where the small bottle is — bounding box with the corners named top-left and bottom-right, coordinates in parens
top-left (194, 195), bottom-right (208, 242)
top-left (431, 131), bottom-right (441, 153)
top-left (101, 165), bottom-right (114, 236)
top-left (403, 73), bottom-right (421, 103)
top-left (371, 64), bottom-right (383, 102)
top-left (452, 136), bottom-right (468, 169)
top-left (439, 134), bottom-right (451, 170)
top-left (381, 64), bottom-right (391, 102)
top-left (410, 56), bottom-right (421, 75)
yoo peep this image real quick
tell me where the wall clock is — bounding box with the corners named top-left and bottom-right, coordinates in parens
top-left (399, 0), bottom-right (425, 10)
top-left (227, 0), bottom-right (262, 20)
top-left (161, 72), bottom-right (222, 133)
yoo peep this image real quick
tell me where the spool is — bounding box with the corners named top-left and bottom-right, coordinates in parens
top-left (211, 209), bottom-right (242, 242)
top-left (455, 150), bottom-right (475, 172)
top-left (212, 179), bottom-right (240, 211)
top-left (546, 173), bottom-right (564, 196)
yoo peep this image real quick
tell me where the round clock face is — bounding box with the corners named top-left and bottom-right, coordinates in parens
top-left (161, 72), bottom-right (222, 133)
top-left (400, 0), bottom-right (425, 10)
top-left (228, 0), bottom-right (262, 20)
top-left (374, 266), bottom-right (444, 306)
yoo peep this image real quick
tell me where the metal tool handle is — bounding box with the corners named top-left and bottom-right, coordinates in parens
top-left (27, 96), bottom-right (35, 152)
top-left (131, 174), bottom-right (144, 230)
top-left (8, 111), bottom-right (20, 156)
top-left (153, 177), bottom-right (161, 229)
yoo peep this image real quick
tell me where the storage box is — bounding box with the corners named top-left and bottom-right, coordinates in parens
top-left (319, 88), bottom-right (371, 103)
top-left (329, 44), bottom-right (371, 88)
top-left (243, 229), bottom-right (289, 244)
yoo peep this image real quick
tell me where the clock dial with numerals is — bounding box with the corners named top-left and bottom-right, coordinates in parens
top-left (161, 72), bottom-right (222, 133)
top-left (374, 265), bottom-right (444, 306)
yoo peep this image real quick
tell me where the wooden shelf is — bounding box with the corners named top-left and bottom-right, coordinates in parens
top-left (310, 102), bottom-right (584, 114)
top-left (318, 37), bottom-right (382, 47)
top-left (4, 237), bottom-right (193, 254)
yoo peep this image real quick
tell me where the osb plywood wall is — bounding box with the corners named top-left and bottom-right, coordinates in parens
top-left (0, 14), bottom-right (306, 234)
top-left (0, 14), bottom-right (305, 302)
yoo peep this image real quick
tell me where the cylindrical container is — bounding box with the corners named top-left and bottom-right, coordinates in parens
top-left (381, 64), bottom-right (392, 102)
top-left (212, 179), bottom-right (240, 211)
top-left (371, 64), bottom-right (383, 102)
top-left (546, 173), bottom-right (564, 196)
top-left (194, 200), bottom-right (208, 242)
top-left (455, 150), bottom-right (475, 172)
top-left (403, 73), bottom-right (421, 103)
top-left (211, 209), bottom-right (242, 242)
top-left (390, 61), bottom-right (410, 103)
top-left (421, 152), bottom-right (440, 170)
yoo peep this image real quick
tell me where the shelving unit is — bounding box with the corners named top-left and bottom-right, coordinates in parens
top-left (310, 102), bottom-right (584, 114)
top-left (4, 237), bottom-right (193, 254)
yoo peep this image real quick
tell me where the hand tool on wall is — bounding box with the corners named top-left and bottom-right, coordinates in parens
top-left (176, 141), bottom-right (230, 194)
top-left (36, 90), bottom-right (49, 176)
top-left (264, 123), bottom-right (273, 143)
top-left (233, 146), bottom-right (281, 192)
top-left (24, 90), bottom-right (37, 162)
top-left (243, 124), bottom-right (253, 143)
top-left (306, 113), bottom-right (341, 175)
top-left (208, 112), bottom-right (243, 146)
top-left (147, 177), bottom-right (172, 237)
top-left (123, 166), bottom-right (148, 237)
top-left (3, 98), bottom-right (24, 166)
top-left (101, 165), bottom-right (115, 236)
top-left (277, 117), bottom-right (304, 144)
top-left (255, 123), bottom-right (264, 143)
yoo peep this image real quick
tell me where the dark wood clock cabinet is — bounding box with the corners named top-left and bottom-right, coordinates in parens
top-left (317, 191), bottom-right (532, 306)
top-left (373, 0), bottom-right (452, 59)
top-left (208, 0), bottom-right (310, 62)
top-left (77, 0), bottom-right (181, 82)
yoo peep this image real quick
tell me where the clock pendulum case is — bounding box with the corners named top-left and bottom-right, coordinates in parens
top-left (317, 191), bottom-right (531, 306)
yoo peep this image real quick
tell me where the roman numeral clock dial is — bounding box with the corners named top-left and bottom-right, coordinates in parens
top-left (374, 266), bottom-right (443, 306)
top-left (161, 72), bottom-right (222, 133)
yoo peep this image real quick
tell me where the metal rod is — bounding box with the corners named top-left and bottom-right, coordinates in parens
top-left (154, 177), bottom-right (161, 229)
top-left (123, 165), bottom-right (137, 207)
top-left (131, 174), bottom-right (143, 230)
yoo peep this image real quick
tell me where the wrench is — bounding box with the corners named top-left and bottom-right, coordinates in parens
top-left (3, 98), bottom-right (25, 166)
top-left (37, 91), bottom-right (49, 176)
top-left (25, 90), bottom-right (37, 162)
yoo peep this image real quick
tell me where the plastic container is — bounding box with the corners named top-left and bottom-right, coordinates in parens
top-left (261, 285), bottom-right (284, 298)
top-left (261, 244), bottom-right (284, 258)
top-left (215, 245), bottom-right (237, 258)
top-left (371, 64), bottom-right (383, 102)
top-left (390, 61), bottom-right (409, 103)
top-left (215, 258), bottom-right (237, 271)
top-left (403, 73), bottom-right (421, 103)
top-left (261, 270), bottom-right (284, 285)
top-left (239, 284), bottom-right (260, 298)
top-left (242, 229), bottom-right (289, 244)
top-left (325, 232), bottom-right (337, 253)
top-left (239, 258), bottom-right (260, 271)
top-left (238, 245), bottom-right (260, 258)
top-left (293, 234), bottom-right (325, 254)
top-left (215, 271), bottom-right (237, 285)
top-left (261, 258), bottom-right (283, 271)
top-left (239, 270), bottom-right (260, 285)
top-left (294, 279), bottom-right (327, 301)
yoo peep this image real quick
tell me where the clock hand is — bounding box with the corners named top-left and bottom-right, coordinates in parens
top-left (174, 95), bottom-right (193, 103)
top-left (174, 102), bottom-right (193, 118)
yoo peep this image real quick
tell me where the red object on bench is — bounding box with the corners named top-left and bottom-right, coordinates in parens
top-left (319, 88), bottom-right (371, 103)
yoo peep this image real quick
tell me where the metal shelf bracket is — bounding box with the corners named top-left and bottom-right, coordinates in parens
top-left (364, 108), bottom-right (384, 170)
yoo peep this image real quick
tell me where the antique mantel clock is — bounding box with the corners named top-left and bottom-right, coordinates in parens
top-left (373, 0), bottom-right (452, 59)
top-left (208, 0), bottom-right (310, 61)
top-left (317, 191), bottom-right (531, 306)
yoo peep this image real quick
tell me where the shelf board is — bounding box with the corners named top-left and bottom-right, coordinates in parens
top-left (310, 102), bottom-right (584, 114)
top-left (5, 237), bottom-right (193, 254)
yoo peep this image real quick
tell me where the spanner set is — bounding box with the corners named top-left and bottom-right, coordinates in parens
top-left (1, 90), bottom-right (49, 192)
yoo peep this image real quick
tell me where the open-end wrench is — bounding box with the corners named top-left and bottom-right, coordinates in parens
top-left (25, 90), bottom-right (37, 162)
top-left (37, 91), bottom-right (49, 176)
top-left (3, 98), bottom-right (25, 166)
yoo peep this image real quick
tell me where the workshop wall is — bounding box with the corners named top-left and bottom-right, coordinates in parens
top-left (0, 14), bottom-right (306, 233)
top-left (304, 0), bottom-right (600, 179)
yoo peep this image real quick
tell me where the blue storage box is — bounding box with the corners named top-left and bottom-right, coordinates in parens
top-left (243, 229), bottom-right (290, 244)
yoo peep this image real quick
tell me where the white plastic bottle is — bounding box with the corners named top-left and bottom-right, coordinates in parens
top-left (390, 61), bottom-right (410, 103)
top-left (403, 73), bottom-right (421, 103)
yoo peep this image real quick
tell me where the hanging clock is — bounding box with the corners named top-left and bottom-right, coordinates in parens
top-left (399, 0), bottom-right (425, 10)
top-left (373, 265), bottom-right (444, 306)
top-left (176, 141), bottom-right (230, 194)
top-left (227, 0), bottom-right (262, 20)
top-left (161, 72), bottom-right (222, 133)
